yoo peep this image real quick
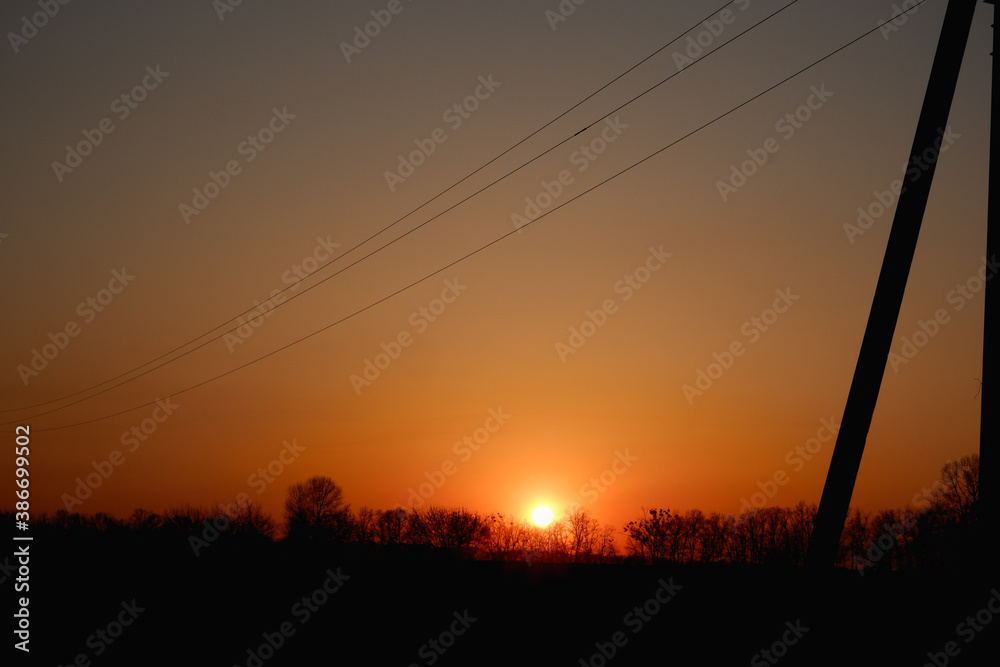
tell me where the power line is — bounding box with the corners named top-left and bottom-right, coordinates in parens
top-left (1, 1), bottom-right (737, 416)
top-left (31, 1), bottom-right (926, 432)
top-left (7, 0), bottom-right (798, 424)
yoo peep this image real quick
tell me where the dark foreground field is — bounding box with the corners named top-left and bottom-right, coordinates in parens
top-left (12, 534), bottom-right (998, 666)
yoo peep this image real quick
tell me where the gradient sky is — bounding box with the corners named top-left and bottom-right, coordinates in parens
top-left (1, 0), bottom-right (994, 531)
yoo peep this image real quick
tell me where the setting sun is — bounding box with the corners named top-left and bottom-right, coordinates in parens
top-left (532, 506), bottom-right (554, 527)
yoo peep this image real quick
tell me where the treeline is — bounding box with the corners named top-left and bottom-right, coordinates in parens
top-left (10, 455), bottom-right (979, 572)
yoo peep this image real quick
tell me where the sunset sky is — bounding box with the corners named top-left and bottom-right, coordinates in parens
top-left (1, 0), bottom-right (994, 532)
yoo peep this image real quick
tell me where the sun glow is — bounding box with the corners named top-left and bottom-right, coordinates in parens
top-left (532, 505), bottom-right (554, 527)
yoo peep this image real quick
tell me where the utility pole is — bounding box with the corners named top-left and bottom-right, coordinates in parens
top-left (980, 0), bottom-right (996, 563)
top-left (806, 0), bottom-right (979, 569)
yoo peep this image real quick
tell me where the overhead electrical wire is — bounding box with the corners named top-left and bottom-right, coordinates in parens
top-left (1, 1), bottom-right (740, 416)
top-left (5, 0), bottom-right (811, 424)
top-left (27, 0), bottom-right (933, 432)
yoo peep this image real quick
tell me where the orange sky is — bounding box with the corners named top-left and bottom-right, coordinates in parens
top-left (1, 0), bottom-right (993, 532)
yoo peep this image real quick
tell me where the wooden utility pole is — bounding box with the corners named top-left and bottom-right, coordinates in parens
top-left (806, 0), bottom-right (979, 569)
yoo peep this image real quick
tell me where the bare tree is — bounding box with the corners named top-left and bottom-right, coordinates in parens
top-left (536, 518), bottom-right (570, 563)
top-left (700, 513), bottom-right (730, 563)
top-left (408, 506), bottom-right (488, 556)
top-left (482, 513), bottom-right (532, 561)
top-left (935, 454), bottom-right (980, 523)
top-left (566, 506), bottom-right (600, 563)
top-left (677, 510), bottom-right (705, 563)
top-left (162, 505), bottom-right (211, 533)
top-left (785, 502), bottom-right (816, 566)
top-left (128, 508), bottom-right (161, 532)
top-left (353, 506), bottom-right (378, 544)
top-left (596, 524), bottom-right (619, 564)
top-left (624, 508), bottom-right (674, 563)
top-left (284, 476), bottom-right (351, 542)
top-left (230, 499), bottom-right (277, 540)
top-left (376, 508), bottom-right (409, 546)
top-left (91, 512), bottom-right (122, 533)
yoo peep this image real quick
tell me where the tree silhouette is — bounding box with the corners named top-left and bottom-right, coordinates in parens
top-left (230, 499), bottom-right (278, 540)
top-left (1, 452), bottom-right (980, 571)
top-left (566, 506), bottom-right (600, 563)
top-left (408, 506), bottom-right (488, 556)
top-left (284, 476), bottom-right (351, 542)
top-left (624, 508), bottom-right (673, 563)
top-left (596, 524), bottom-right (619, 564)
top-left (482, 513), bottom-right (532, 560)
top-left (935, 454), bottom-right (980, 523)
top-left (128, 507), bottom-right (161, 532)
top-left (376, 507), bottom-right (409, 546)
